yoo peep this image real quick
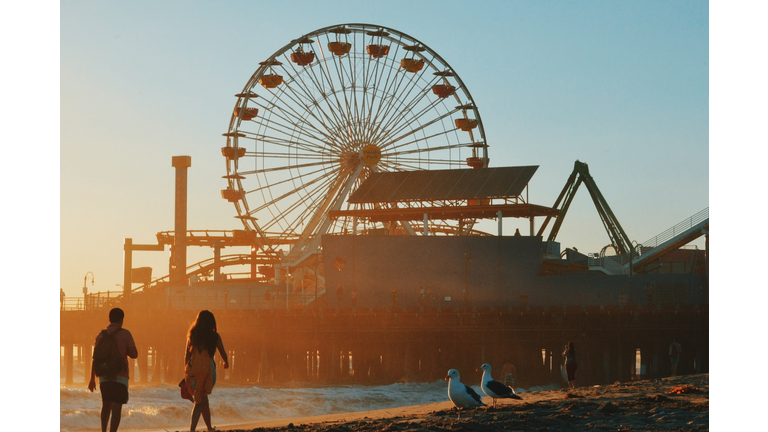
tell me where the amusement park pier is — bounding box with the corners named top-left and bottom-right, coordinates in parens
top-left (61, 23), bottom-right (708, 389)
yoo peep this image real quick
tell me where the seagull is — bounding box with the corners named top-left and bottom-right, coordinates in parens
top-left (477, 363), bottom-right (522, 407)
top-left (445, 369), bottom-right (485, 418)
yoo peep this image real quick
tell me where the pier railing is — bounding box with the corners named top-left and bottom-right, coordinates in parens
top-left (61, 291), bottom-right (123, 311)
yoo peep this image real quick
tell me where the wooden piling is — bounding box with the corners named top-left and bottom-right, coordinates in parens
top-left (61, 306), bottom-right (708, 388)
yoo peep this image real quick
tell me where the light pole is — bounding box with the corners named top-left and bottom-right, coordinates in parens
top-left (83, 272), bottom-right (95, 310)
top-left (464, 248), bottom-right (472, 308)
top-left (286, 270), bottom-right (292, 311)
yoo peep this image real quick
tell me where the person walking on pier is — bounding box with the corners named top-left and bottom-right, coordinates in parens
top-left (88, 307), bottom-right (138, 432)
top-left (563, 341), bottom-right (578, 390)
top-left (184, 310), bottom-right (229, 432)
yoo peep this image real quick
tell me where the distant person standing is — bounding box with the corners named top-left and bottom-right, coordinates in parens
top-left (418, 285), bottom-right (425, 307)
top-left (336, 283), bottom-right (344, 305)
top-left (427, 287), bottom-right (435, 307)
top-left (60, 288), bottom-right (66, 310)
top-left (185, 310), bottom-right (229, 432)
top-left (502, 361), bottom-right (517, 387)
top-left (669, 339), bottom-right (682, 376)
top-left (391, 288), bottom-right (398, 308)
top-left (350, 287), bottom-right (357, 308)
top-left (88, 307), bottom-right (138, 432)
top-left (563, 341), bottom-right (578, 390)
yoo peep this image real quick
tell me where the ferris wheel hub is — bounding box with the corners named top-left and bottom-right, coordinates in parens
top-left (360, 144), bottom-right (382, 166)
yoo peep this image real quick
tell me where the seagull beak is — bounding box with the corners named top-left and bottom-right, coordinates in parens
top-left (444, 376), bottom-right (450, 381)
top-left (475, 368), bottom-right (481, 371)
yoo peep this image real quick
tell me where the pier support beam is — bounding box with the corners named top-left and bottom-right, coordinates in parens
top-left (64, 343), bottom-right (74, 384)
top-left (83, 342), bottom-right (92, 383)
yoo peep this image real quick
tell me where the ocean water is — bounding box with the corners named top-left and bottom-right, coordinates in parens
top-left (61, 375), bottom-right (556, 431)
top-left (61, 380), bottom-right (443, 431)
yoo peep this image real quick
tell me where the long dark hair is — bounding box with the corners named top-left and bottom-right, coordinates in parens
top-left (188, 310), bottom-right (218, 357)
top-left (568, 341), bottom-right (576, 356)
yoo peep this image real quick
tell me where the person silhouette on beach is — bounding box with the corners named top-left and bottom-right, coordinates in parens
top-left (502, 361), bottom-right (517, 386)
top-left (185, 310), bottom-right (229, 432)
top-left (563, 341), bottom-right (578, 390)
top-left (669, 338), bottom-right (682, 376)
top-left (336, 283), bottom-right (344, 305)
top-left (88, 307), bottom-right (138, 432)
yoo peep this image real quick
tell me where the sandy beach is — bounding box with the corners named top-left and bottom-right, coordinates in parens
top-left (206, 374), bottom-right (708, 432)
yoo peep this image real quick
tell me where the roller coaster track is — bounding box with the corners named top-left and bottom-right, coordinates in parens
top-left (133, 254), bottom-right (262, 293)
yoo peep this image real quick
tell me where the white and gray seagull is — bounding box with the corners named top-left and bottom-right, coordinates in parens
top-left (477, 363), bottom-right (522, 407)
top-left (445, 368), bottom-right (486, 418)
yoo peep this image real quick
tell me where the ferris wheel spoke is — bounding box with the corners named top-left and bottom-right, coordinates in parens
top-left (357, 49), bottom-right (399, 141)
top-left (370, 51), bottom-right (428, 132)
top-left (381, 157), bottom-right (458, 166)
top-left (262, 66), bottom-right (353, 149)
top-left (239, 122), bottom-right (336, 154)
top-left (386, 124), bottom-right (472, 153)
top-left (236, 159), bottom-right (338, 176)
top-left (282, 62), bottom-right (355, 146)
top-left (369, 67), bottom-right (445, 147)
top-left (259, 174), bottom-right (337, 233)
top-left (251, 89), bottom-right (334, 142)
top-left (240, 121), bottom-right (335, 155)
top-left (246, 100), bottom-right (341, 152)
top-left (368, 70), bottom-right (430, 139)
top-left (385, 141), bottom-right (474, 157)
top-left (375, 97), bottom-right (456, 150)
top-left (326, 58), bottom-right (358, 146)
top-left (299, 41), bottom-right (358, 141)
top-left (247, 152), bottom-right (336, 163)
top-left (365, 55), bottom-right (409, 142)
top-left (265, 82), bottom-right (349, 151)
top-left (375, 73), bottom-right (446, 137)
top-left (244, 164), bottom-right (337, 195)
top-left (378, 159), bottom-right (436, 172)
top-left (247, 165), bottom-right (341, 214)
top-left (260, 170), bottom-right (342, 235)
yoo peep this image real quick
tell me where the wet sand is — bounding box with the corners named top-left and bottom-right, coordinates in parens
top-left (212, 374), bottom-right (708, 432)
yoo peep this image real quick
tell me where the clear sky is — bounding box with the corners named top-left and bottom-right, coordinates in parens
top-left (59, 0), bottom-right (709, 298)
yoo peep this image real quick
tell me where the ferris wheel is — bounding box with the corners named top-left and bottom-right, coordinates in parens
top-left (221, 23), bottom-right (489, 266)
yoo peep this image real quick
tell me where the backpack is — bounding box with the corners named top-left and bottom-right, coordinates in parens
top-left (92, 328), bottom-right (125, 379)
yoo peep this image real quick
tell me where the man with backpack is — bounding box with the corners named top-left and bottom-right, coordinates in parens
top-left (88, 308), bottom-right (138, 432)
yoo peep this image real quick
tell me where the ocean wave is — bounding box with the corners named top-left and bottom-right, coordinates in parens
top-left (60, 379), bottom-right (519, 430)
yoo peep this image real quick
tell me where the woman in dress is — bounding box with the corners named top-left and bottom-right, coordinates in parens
top-left (185, 310), bottom-right (229, 432)
top-left (563, 341), bottom-right (578, 390)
